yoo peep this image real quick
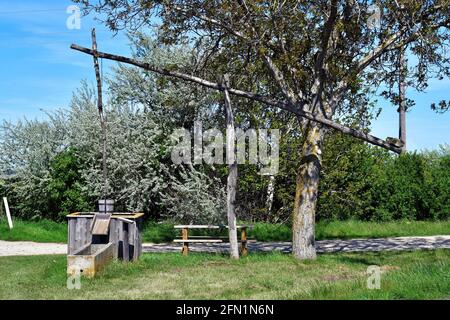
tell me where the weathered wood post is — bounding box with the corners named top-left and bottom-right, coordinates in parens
top-left (91, 28), bottom-right (109, 214)
top-left (240, 227), bottom-right (248, 257)
top-left (223, 74), bottom-right (240, 259)
top-left (398, 48), bottom-right (407, 153)
top-left (181, 228), bottom-right (189, 256)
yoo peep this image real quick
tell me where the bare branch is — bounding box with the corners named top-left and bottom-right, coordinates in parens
top-left (173, 4), bottom-right (302, 106)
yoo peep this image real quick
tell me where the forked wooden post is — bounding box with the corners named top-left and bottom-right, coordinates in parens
top-left (240, 227), bottom-right (248, 257)
top-left (223, 74), bottom-right (240, 259)
top-left (182, 228), bottom-right (189, 256)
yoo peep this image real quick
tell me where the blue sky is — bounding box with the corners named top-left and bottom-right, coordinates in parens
top-left (0, 0), bottom-right (448, 151)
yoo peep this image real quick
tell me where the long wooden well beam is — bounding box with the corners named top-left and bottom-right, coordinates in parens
top-left (70, 43), bottom-right (402, 154)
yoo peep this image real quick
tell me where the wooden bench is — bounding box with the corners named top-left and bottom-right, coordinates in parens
top-left (173, 225), bottom-right (253, 256)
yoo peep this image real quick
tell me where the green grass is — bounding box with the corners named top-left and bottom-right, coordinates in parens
top-left (0, 218), bottom-right (67, 243)
top-left (1, 218), bottom-right (449, 244)
top-left (315, 219), bottom-right (450, 240)
top-left (0, 250), bottom-right (449, 299)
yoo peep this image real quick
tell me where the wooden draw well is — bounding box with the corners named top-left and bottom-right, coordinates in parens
top-left (67, 212), bottom-right (144, 277)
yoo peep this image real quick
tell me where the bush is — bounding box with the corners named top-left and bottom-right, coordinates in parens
top-left (317, 133), bottom-right (449, 222)
top-left (46, 148), bottom-right (92, 220)
top-left (248, 222), bottom-right (291, 241)
top-left (159, 165), bottom-right (227, 224)
top-left (142, 221), bottom-right (177, 243)
top-left (367, 149), bottom-right (450, 221)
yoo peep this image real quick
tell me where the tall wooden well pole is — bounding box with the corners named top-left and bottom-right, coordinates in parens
top-left (398, 48), bottom-right (407, 153)
top-left (91, 28), bottom-right (108, 208)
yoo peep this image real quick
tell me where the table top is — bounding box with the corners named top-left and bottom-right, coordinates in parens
top-left (174, 225), bottom-right (253, 229)
top-left (67, 212), bottom-right (145, 219)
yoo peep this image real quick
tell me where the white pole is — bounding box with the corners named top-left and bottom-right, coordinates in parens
top-left (3, 197), bottom-right (13, 229)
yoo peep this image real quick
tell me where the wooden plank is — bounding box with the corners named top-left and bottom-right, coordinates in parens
top-left (174, 225), bottom-right (223, 229)
top-left (67, 212), bottom-right (144, 219)
top-left (174, 239), bottom-right (223, 243)
top-left (68, 218), bottom-right (76, 254)
top-left (119, 220), bottom-right (124, 259)
top-left (2, 197), bottom-right (13, 229)
top-left (131, 223), bottom-right (139, 261)
top-left (122, 222), bottom-right (129, 261)
top-left (80, 218), bottom-right (88, 247)
top-left (128, 222), bottom-right (135, 245)
top-left (129, 223), bottom-right (135, 261)
top-left (136, 218), bottom-right (142, 259)
top-left (91, 213), bottom-right (111, 235)
top-left (175, 237), bottom-right (255, 242)
top-left (108, 218), bottom-right (116, 243)
top-left (75, 218), bottom-right (82, 251)
top-left (115, 218), bottom-right (122, 259)
top-left (85, 218), bottom-right (92, 245)
top-left (177, 236), bottom-right (229, 239)
top-left (108, 218), bottom-right (118, 259)
top-left (174, 225), bottom-right (253, 229)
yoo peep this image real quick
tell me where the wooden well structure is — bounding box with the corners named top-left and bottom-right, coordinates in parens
top-left (67, 212), bottom-right (144, 277)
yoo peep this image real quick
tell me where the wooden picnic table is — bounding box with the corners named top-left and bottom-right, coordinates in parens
top-left (173, 225), bottom-right (253, 256)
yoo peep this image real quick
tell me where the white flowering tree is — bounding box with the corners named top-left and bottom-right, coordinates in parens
top-left (0, 35), bottom-right (227, 223)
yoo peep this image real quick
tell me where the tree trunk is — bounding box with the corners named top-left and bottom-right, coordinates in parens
top-left (266, 175), bottom-right (275, 217)
top-left (292, 124), bottom-right (325, 260)
top-left (223, 74), bottom-right (239, 259)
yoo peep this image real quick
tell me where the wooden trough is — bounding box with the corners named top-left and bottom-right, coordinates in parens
top-left (66, 212), bottom-right (144, 277)
top-left (67, 243), bottom-right (114, 278)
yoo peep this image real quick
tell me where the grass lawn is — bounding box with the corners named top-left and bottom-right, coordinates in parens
top-left (0, 249), bottom-right (449, 299)
top-left (1, 218), bottom-right (449, 243)
top-left (0, 218), bottom-right (67, 243)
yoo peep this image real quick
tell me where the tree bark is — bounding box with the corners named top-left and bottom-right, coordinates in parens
top-left (292, 124), bottom-right (325, 260)
top-left (223, 74), bottom-right (239, 259)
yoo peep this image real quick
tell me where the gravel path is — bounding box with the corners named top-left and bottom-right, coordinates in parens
top-left (1, 235), bottom-right (449, 257)
top-left (143, 235), bottom-right (450, 254)
top-left (0, 240), bottom-right (67, 256)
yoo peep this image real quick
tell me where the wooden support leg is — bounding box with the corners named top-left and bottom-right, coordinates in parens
top-left (123, 223), bottom-right (129, 261)
top-left (68, 218), bottom-right (76, 255)
top-left (182, 228), bottom-right (189, 256)
top-left (108, 219), bottom-right (119, 259)
top-left (240, 227), bottom-right (248, 257)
